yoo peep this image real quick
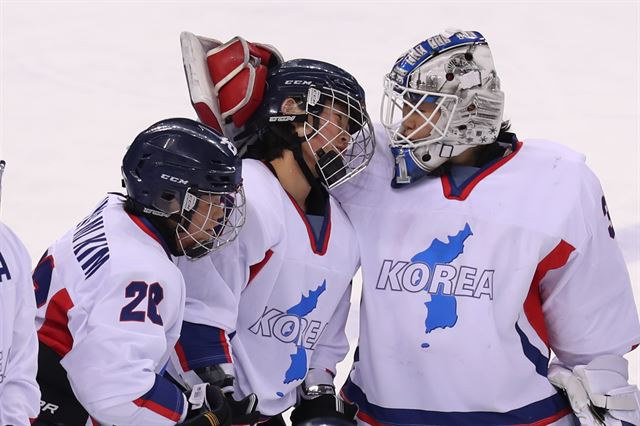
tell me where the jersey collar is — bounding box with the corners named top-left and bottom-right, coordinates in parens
top-left (285, 192), bottom-right (332, 256)
top-left (260, 161), bottom-right (333, 255)
top-left (441, 139), bottom-right (523, 201)
top-left (127, 213), bottom-right (173, 258)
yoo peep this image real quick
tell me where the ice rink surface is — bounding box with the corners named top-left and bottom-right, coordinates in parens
top-left (1, 0), bottom-right (638, 393)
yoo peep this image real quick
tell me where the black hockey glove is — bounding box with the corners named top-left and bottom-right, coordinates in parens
top-left (195, 364), bottom-right (261, 424)
top-left (290, 390), bottom-right (358, 425)
top-left (181, 383), bottom-right (232, 426)
top-left (224, 391), bottom-right (260, 424)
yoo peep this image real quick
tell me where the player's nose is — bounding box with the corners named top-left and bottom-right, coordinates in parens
top-left (209, 204), bottom-right (224, 222)
top-left (334, 132), bottom-right (350, 151)
top-left (401, 117), bottom-right (416, 136)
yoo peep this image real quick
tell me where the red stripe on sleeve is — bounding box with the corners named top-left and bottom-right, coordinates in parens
top-left (219, 328), bottom-right (232, 363)
top-left (248, 249), bottom-right (273, 285)
top-left (523, 239), bottom-right (575, 347)
top-left (133, 398), bottom-right (182, 422)
top-left (357, 411), bottom-right (385, 426)
top-left (174, 340), bottom-right (191, 372)
top-left (37, 289), bottom-right (74, 356)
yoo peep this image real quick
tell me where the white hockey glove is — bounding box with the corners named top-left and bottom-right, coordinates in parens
top-left (548, 355), bottom-right (640, 425)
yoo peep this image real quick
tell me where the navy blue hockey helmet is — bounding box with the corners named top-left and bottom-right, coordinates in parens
top-left (122, 118), bottom-right (245, 257)
top-left (242, 59), bottom-right (375, 189)
top-left (259, 59), bottom-right (366, 130)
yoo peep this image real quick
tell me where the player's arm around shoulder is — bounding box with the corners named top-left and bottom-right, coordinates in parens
top-left (206, 159), bottom-right (285, 295)
top-left (170, 162), bottom-right (280, 389)
top-left (177, 252), bottom-right (239, 332)
top-left (168, 161), bottom-right (279, 425)
top-left (172, 252), bottom-right (239, 389)
top-left (0, 223), bottom-right (41, 425)
top-left (171, 216), bottom-right (244, 373)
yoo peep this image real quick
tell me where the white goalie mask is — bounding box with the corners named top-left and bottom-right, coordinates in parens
top-left (381, 30), bottom-right (505, 178)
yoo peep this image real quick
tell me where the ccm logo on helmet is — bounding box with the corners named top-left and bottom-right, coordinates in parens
top-left (284, 80), bottom-right (312, 85)
top-left (161, 174), bottom-right (189, 185)
top-left (219, 137), bottom-right (238, 156)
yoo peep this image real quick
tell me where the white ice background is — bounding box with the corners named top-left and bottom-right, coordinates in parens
top-left (1, 0), bottom-right (638, 396)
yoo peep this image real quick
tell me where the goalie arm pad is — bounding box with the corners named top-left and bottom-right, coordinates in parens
top-left (548, 355), bottom-right (640, 425)
top-left (180, 32), bottom-right (283, 137)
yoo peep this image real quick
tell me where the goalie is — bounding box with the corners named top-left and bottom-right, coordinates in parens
top-left (332, 29), bottom-right (640, 426)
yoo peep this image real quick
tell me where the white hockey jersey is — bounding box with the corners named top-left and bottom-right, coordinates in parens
top-left (333, 126), bottom-right (640, 426)
top-left (34, 194), bottom-right (188, 425)
top-left (173, 159), bottom-right (359, 416)
top-left (0, 222), bottom-right (40, 425)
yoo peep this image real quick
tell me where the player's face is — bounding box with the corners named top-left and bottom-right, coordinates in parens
top-left (301, 101), bottom-right (351, 176)
top-left (178, 193), bottom-right (225, 249)
top-left (401, 101), bottom-right (441, 142)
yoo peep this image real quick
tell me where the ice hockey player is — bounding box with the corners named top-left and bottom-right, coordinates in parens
top-left (0, 162), bottom-right (41, 425)
top-left (31, 118), bottom-right (245, 426)
top-left (169, 34), bottom-right (374, 425)
top-left (332, 30), bottom-right (640, 425)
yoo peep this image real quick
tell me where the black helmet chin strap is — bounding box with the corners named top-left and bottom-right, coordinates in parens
top-left (291, 142), bottom-right (328, 215)
top-left (268, 124), bottom-right (328, 215)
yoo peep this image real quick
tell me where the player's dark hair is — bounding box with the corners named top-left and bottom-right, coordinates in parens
top-left (122, 196), bottom-right (182, 254)
top-left (244, 120), bottom-right (328, 216)
top-left (243, 122), bottom-right (299, 162)
top-left (434, 119), bottom-right (516, 174)
top-left (470, 120), bottom-right (516, 167)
